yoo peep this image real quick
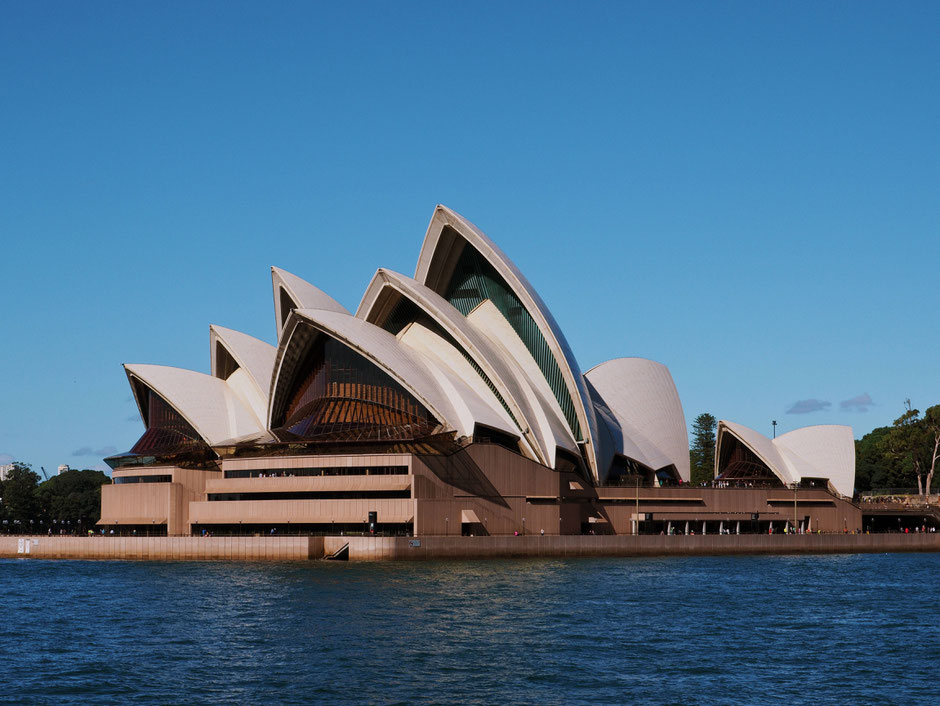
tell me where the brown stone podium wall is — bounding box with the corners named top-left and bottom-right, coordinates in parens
top-left (4, 533), bottom-right (939, 561)
top-left (0, 535), bottom-right (322, 561)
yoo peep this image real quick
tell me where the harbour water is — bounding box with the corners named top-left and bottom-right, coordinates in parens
top-left (2, 554), bottom-right (937, 704)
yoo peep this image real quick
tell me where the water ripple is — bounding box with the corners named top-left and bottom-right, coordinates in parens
top-left (0, 554), bottom-right (937, 704)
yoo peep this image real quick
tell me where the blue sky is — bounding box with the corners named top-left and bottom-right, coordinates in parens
top-left (1, 1), bottom-right (938, 475)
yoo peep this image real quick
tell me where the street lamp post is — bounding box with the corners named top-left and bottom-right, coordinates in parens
top-left (635, 476), bottom-right (640, 536)
top-left (792, 482), bottom-right (798, 533)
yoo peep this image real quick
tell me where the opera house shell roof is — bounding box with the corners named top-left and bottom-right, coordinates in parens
top-left (715, 420), bottom-right (856, 497)
top-left (110, 205), bottom-right (693, 486)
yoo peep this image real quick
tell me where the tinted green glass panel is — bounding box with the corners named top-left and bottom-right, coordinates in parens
top-left (444, 246), bottom-right (582, 440)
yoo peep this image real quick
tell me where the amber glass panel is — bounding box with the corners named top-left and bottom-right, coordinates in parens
top-left (718, 435), bottom-right (783, 485)
top-left (277, 337), bottom-right (439, 442)
top-left (215, 342), bottom-right (239, 380)
top-left (130, 388), bottom-right (211, 456)
top-left (280, 287), bottom-right (298, 329)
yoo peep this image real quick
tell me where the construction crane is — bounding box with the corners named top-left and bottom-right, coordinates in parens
top-left (39, 466), bottom-right (50, 481)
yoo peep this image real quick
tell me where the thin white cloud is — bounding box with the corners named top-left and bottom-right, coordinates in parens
top-left (840, 393), bottom-right (874, 412)
top-left (786, 398), bottom-right (831, 414)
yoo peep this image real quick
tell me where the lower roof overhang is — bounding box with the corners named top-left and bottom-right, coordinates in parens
top-left (97, 517), bottom-right (168, 525)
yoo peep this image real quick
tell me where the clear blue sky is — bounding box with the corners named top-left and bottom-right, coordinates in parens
top-left (2, 1), bottom-right (938, 476)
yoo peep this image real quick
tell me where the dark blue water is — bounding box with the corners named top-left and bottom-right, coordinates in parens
top-left (1, 554), bottom-right (937, 704)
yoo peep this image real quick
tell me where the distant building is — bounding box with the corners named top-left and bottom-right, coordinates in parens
top-left (0, 463), bottom-right (13, 481)
top-left (57, 465), bottom-right (70, 475)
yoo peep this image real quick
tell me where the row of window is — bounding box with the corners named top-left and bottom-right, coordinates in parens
top-left (113, 475), bottom-right (173, 484)
top-left (208, 490), bottom-right (411, 501)
top-left (223, 466), bottom-right (408, 478)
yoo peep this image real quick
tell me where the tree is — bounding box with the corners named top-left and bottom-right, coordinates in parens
top-left (689, 413), bottom-right (717, 486)
top-left (35, 469), bottom-right (111, 531)
top-left (0, 462), bottom-right (41, 531)
top-left (855, 426), bottom-right (900, 491)
top-left (922, 405), bottom-right (940, 498)
top-left (885, 399), bottom-right (934, 497)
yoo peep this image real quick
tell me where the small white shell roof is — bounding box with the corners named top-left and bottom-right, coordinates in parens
top-left (356, 268), bottom-right (570, 466)
top-left (718, 421), bottom-right (794, 484)
top-left (776, 425), bottom-right (856, 498)
top-left (272, 267), bottom-right (349, 338)
top-left (124, 363), bottom-right (265, 447)
top-left (717, 421), bottom-right (856, 497)
top-left (585, 358), bottom-right (690, 481)
top-left (270, 308), bottom-right (510, 439)
top-left (414, 204), bottom-right (600, 479)
top-left (209, 325), bottom-right (277, 395)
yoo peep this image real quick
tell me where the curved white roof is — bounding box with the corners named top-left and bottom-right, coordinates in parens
top-left (209, 325), bottom-right (277, 423)
top-left (357, 268), bottom-right (575, 465)
top-left (124, 363), bottom-right (265, 447)
top-left (464, 299), bottom-right (579, 465)
top-left (776, 425), bottom-right (856, 497)
top-left (269, 308), bottom-right (511, 439)
top-left (585, 358), bottom-right (690, 481)
top-left (398, 322), bottom-right (518, 440)
top-left (271, 267), bottom-right (349, 339)
top-left (716, 421), bottom-right (855, 496)
top-left (717, 420), bottom-right (794, 485)
top-left (414, 205), bottom-right (601, 479)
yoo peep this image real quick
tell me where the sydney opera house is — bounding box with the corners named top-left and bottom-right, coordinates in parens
top-left (101, 206), bottom-right (861, 537)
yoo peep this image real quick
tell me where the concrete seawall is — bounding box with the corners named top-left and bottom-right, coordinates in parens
top-left (0, 535), bottom-right (323, 561)
top-left (340, 533), bottom-right (940, 561)
top-left (3, 533), bottom-right (940, 561)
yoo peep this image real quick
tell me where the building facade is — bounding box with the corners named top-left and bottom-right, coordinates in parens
top-left (101, 206), bottom-right (859, 537)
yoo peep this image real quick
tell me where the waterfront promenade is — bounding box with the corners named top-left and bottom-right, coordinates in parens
top-left (3, 532), bottom-right (940, 561)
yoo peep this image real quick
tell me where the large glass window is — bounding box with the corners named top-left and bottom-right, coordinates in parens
top-left (114, 474), bottom-right (172, 484)
top-left (215, 341), bottom-right (239, 380)
top-left (717, 435), bottom-right (783, 486)
top-left (443, 241), bottom-right (582, 441)
top-left (279, 287), bottom-right (299, 329)
top-left (208, 490), bottom-right (410, 501)
top-left (274, 336), bottom-right (440, 442)
top-left (224, 466), bottom-right (408, 478)
top-left (128, 384), bottom-right (213, 458)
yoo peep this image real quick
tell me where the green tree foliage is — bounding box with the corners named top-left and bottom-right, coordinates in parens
top-left (920, 405), bottom-right (940, 496)
top-left (689, 413), bottom-right (717, 486)
top-left (0, 462), bottom-right (41, 529)
top-left (1, 464), bottom-right (111, 533)
top-left (854, 426), bottom-right (900, 491)
top-left (35, 469), bottom-right (111, 528)
top-left (885, 400), bottom-right (933, 495)
top-left (859, 401), bottom-right (940, 496)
